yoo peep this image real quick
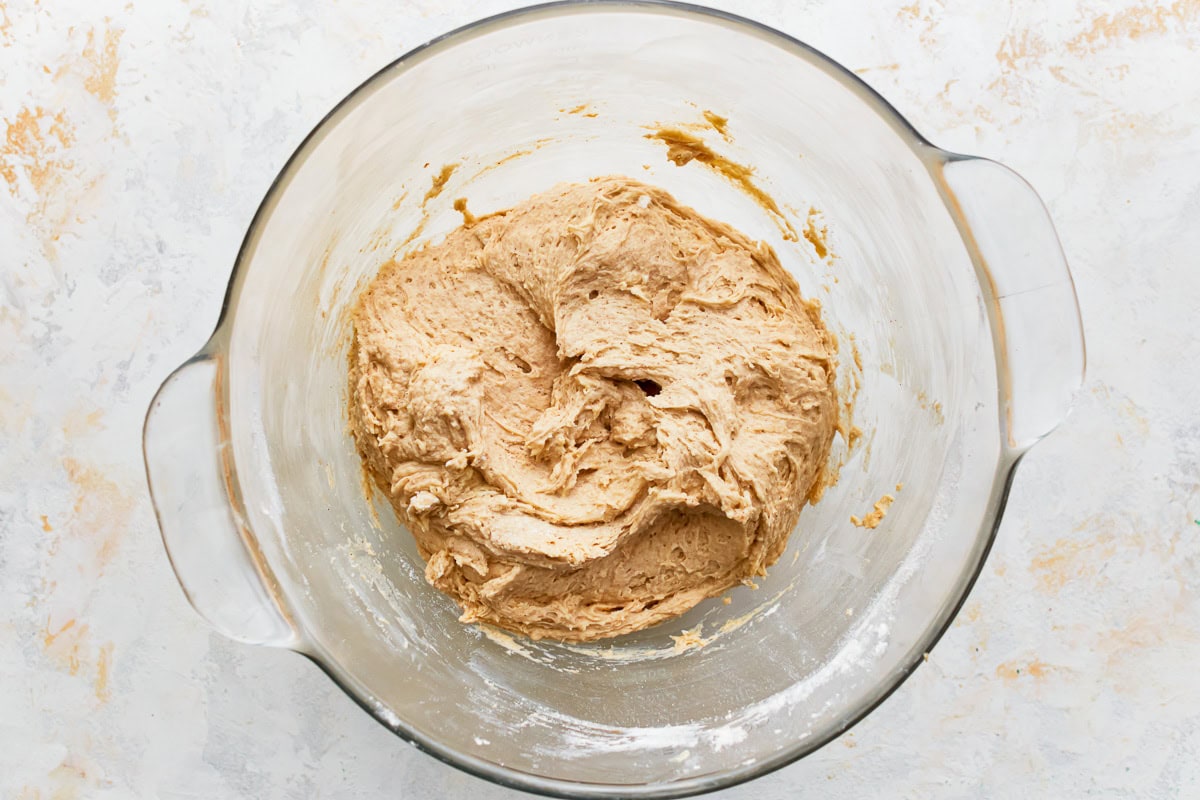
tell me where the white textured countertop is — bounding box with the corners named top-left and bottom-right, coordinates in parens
top-left (3, 0), bottom-right (1198, 797)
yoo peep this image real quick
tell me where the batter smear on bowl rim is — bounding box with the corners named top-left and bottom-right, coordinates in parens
top-left (348, 176), bottom-right (838, 642)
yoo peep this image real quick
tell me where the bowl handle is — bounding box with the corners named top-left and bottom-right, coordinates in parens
top-left (938, 155), bottom-right (1086, 451)
top-left (143, 354), bottom-right (295, 646)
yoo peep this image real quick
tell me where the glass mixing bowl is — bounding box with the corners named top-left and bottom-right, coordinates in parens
top-left (143, 2), bottom-right (1084, 797)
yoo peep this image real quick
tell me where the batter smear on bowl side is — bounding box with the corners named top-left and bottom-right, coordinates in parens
top-left (348, 176), bottom-right (838, 641)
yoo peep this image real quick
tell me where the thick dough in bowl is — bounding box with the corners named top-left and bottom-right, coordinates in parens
top-left (349, 176), bottom-right (837, 641)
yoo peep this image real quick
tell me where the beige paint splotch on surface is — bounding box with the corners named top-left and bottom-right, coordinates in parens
top-left (1067, 0), bottom-right (1200, 52)
top-left (895, 0), bottom-right (941, 48)
top-left (994, 29), bottom-right (1048, 74)
top-left (94, 641), bottom-right (114, 703)
top-left (0, 18), bottom-right (124, 268)
top-left (30, 457), bottom-right (136, 720)
top-left (62, 458), bottom-right (135, 575)
top-left (42, 617), bottom-right (90, 676)
top-left (1101, 600), bottom-right (1200, 694)
top-left (852, 62), bottom-right (900, 75)
top-left (0, 4), bottom-right (12, 46)
top-left (1030, 506), bottom-right (1185, 595)
top-left (0, 106), bottom-right (75, 195)
top-left (61, 407), bottom-right (105, 441)
top-left (994, 659), bottom-right (1063, 682)
top-left (989, 28), bottom-right (1049, 109)
top-left (1028, 533), bottom-right (1119, 593)
top-left (80, 27), bottom-right (123, 114)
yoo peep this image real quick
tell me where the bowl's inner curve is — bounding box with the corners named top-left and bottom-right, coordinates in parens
top-left (223, 7), bottom-right (1002, 790)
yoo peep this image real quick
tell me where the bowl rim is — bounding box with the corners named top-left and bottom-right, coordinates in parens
top-left (199, 2), bottom-right (1021, 797)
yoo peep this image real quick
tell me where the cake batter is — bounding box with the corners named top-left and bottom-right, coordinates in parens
top-left (348, 177), bottom-right (837, 641)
